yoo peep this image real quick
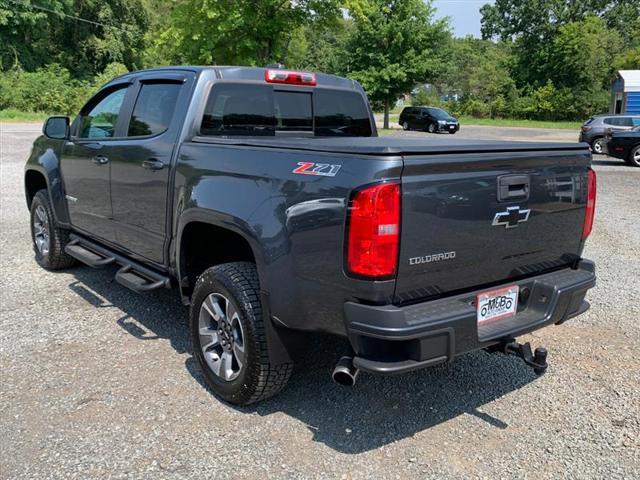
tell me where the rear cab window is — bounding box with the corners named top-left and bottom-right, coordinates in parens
top-left (128, 82), bottom-right (181, 137)
top-left (200, 83), bottom-right (372, 137)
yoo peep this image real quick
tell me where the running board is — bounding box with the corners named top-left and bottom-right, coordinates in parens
top-left (65, 234), bottom-right (171, 294)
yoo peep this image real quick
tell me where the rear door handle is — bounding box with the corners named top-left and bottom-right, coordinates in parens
top-left (92, 155), bottom-right (109, 165)
top-left (142, 159), bottom-right (165, 171)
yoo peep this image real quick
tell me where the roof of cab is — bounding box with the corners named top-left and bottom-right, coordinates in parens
top-left (106, 66), bottom-right (359, 90)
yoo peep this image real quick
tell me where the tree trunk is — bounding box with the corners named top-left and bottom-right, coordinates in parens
top-left (383, 98), bottom-right (390, 130)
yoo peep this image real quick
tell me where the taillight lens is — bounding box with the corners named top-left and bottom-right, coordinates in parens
top-left (265, 69), bottom-right (316, 86)
top-left (581, 126), bottom-right (592, 132)
top-left (346, 182), bottom-right (401, 279)
top-left (582, 169), bottom-right (596, 239)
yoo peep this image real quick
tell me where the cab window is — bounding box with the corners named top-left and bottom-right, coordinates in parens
top-left (79, 86), bottom-right (128, 139)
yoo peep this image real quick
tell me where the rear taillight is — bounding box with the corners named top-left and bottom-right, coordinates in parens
top-left (346, 182), bottom-right (401, 279)
top-left (582, 169), bottom-right (596, 239)
top-left (581, 126), bottom-right (592, 132)
top-left (265, 69), bottom-right (316, 86)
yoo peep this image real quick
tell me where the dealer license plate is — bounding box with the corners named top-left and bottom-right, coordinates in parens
top-left (477, 285), bottom-right (519, 324)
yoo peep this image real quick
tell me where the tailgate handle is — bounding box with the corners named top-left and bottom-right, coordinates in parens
top-left (498, 175), bottom-right (530, 201)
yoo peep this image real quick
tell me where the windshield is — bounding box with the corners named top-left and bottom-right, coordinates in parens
top-left (200, 84), bottom-right (373, 137)
top-left (426, 108), bottom-right (452, 120)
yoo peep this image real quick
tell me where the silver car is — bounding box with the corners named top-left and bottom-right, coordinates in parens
top-left (579, 114), bottom-right (640, 154)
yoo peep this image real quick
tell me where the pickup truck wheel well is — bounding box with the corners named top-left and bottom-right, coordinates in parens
top-left (180, 222), bottom-right (256, 296)
top-left (25, 170), bottom-right (48, 207)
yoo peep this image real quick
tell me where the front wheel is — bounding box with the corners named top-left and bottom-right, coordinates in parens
top-left (627, 145), bottom-right (640, 167)
top-left (402, 121), bottom-right (409, 131)
top-left (30, 190), bottom-right (76, 270)
top-left (190, 262), bottom-right (293, 405)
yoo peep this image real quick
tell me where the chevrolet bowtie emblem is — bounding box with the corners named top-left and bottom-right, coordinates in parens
top-left (492, 206), bottom-right (530, 229)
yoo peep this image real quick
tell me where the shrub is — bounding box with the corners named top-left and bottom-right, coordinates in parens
top-left (0, 62), bottom-right (129, 116)
top-left (463, 99), bottom-right (490, 118)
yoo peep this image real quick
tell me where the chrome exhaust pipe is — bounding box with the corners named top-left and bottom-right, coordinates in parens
top-left (332, 356), bottom-right (359, 386)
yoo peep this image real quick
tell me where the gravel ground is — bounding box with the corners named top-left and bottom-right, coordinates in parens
top-left (1, 123), bottom-right (639, 479)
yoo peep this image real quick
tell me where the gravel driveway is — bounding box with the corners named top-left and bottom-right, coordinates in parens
top-left (1, 123), bottom-right (639, 479)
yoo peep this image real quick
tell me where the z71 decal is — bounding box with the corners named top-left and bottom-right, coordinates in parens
top-left (292, 162), bottom-right (341, 177)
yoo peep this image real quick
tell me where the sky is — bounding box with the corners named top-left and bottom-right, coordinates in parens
top-left (432, 0), bottom-right (496, 38)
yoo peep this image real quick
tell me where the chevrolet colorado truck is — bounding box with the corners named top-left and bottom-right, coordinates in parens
top-left (25, 66), bottom-right (597, 405)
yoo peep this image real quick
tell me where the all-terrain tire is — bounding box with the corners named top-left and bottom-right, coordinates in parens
top-left (190, 262), bottom-right (293, 405)
top-left (30, 190), bottom-right (77, 270)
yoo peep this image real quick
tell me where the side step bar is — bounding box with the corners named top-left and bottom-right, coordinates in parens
top-left (65, 234), bottom-right (171, 294)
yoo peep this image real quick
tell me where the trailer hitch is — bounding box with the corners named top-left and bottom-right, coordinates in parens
top-left (489, 340), bottom-right (548, 375)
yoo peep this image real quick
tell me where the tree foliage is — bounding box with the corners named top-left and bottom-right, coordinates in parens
top-left (153, 0), bottom-right (340, 66)
top-left (341, 0), bottom-right (450, 127)
top-left (0, 0), bottom-right (148, 77)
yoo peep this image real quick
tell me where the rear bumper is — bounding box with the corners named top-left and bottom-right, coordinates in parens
top-left (344, 260), bottom-right (596, 374)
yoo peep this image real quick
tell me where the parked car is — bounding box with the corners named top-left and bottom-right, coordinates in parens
top-left (25, 66), bottom-right (596, 405)
top-left (604, 125), bottom-right (640, 166)
top-left (579, 114), bottom-right (640, 154)
top-left (399, 106), bottom-right (460, 133)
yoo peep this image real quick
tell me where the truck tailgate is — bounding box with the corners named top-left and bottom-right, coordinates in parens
top-left (395, 148), bottom-right (591, 304)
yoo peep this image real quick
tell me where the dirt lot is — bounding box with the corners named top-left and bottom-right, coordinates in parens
top-left (1, 123), bottom-right (639, 479)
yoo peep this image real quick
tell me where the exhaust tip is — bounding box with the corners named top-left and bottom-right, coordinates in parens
top-left (332, 356), bottom-right (359, 387)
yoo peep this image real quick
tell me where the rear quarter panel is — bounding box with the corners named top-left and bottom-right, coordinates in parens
top-left (173, 142), bottom-right (402, 335)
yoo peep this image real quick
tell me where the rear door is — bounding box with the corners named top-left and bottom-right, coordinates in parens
top-left (109, 71), bottom-right (195, 264)
top-left (394, 149), bottom-right (590, 303)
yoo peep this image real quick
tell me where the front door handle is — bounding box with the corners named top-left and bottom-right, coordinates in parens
top-left (92, 155), bottom-right (109, 165)
top-left (142, 158), bottom-right (165, 171)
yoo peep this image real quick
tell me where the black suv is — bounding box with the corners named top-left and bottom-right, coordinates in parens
top-left (399, 106), bottom-right (460, 134)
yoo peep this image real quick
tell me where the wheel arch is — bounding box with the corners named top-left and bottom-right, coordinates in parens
top-left (176, 212), bottom-right (265, 302)
top-left (24, 169), bottom-right (48, 208)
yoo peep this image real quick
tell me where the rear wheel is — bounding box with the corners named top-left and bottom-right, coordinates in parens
top-left (627, 145), bottom-right (640, 167)
top-left (190, 262), bottom-right (293, 405)
top-left (30, 190), bottom-right (76, 270)
top-left (591, 137), bottom-right (604, 155)
top-left (402, 121), bottom-right (409, 131)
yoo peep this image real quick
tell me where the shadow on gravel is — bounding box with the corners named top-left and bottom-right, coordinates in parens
top-left (67, 265), bottom-right (539, 455)
top-left (187, 334), bottom-right (539, 454)
top-left (591, 157), bottom-right (627, 167)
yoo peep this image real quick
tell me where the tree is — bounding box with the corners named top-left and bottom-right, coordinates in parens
top-left (0, 0), bottom-right (149, 77)
top-left (284, 18), bottom-right (352, 73)
top-left (549, 16), bottom-right (622, 92)
top-left (153, 0), bottom-right (340, 67)
top-left (342, 0), bottom-right (451, 129)
top-left (480, 0), bottom-right (640, 88)
top-left (432, 37), bottom-right (517, 117)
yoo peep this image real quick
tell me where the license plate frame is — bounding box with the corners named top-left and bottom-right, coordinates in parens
top-left (477, 285), bottom-right (519, 325)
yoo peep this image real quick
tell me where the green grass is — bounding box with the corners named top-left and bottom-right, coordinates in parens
top-left (0, 109), bottom-right (48, 123)
top-left (457, 116), bottom-right (581, 130)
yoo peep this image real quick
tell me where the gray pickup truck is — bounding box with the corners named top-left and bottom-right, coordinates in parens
top-left (25, 66), bottom-right (596, 405)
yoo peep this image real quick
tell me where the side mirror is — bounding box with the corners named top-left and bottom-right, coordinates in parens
top-left (43, 116), bottom-right (70, 140)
